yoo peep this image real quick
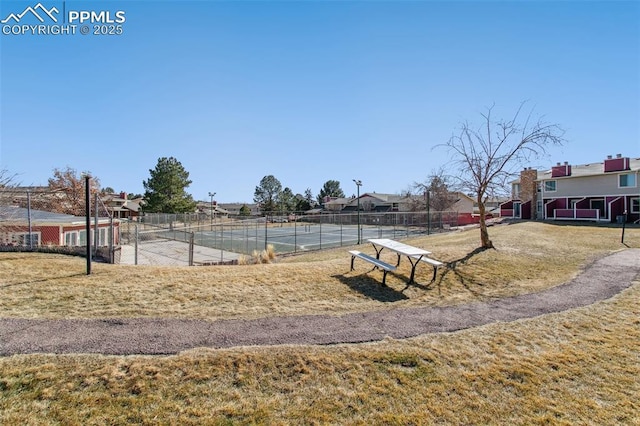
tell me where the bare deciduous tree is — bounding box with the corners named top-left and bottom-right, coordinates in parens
top-left (44, 167), bottom-right (100, 215)
top-left (0, 169), bottom-right (17, 189)
top-left (0, 169), bottom-right (19, 207)
top-left (439, 102), bottom-right (564, 249)
top-left (408, 168), bottom-right (459, 212)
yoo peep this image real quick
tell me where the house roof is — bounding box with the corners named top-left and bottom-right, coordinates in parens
top-left (0, 206), bottom-right (77, 222)
top-left (0, 206), bottom-right (112, 224)
top-left (538, 157), bottom-right (640, 180)
top-left (323, 197), bottom-right (353, 206)
top-left (359, 193), bottom-right (408, 203)
top-left (512, 157), bottom-right (640, 183)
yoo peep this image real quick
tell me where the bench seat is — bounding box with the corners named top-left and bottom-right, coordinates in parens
top-left (349, 250), bottom-right (396, 284)
top-left (412, 255), bottom-right (445, 282)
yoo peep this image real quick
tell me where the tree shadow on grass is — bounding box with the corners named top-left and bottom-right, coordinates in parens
top-left (332, 273), bottom-right (409, 303)
top-left (0, 273), bottom-right (87, 289)
top-left (431, 246), bottom-right (494, 297)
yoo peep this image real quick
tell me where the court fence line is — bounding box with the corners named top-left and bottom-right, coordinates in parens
top-left (118, 211), bottom-right (458, 266)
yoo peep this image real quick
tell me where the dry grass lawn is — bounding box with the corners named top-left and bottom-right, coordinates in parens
top-left (1, 221), bottom-right (639, 424)
top-left (1, 221), bottom-right (638, 320)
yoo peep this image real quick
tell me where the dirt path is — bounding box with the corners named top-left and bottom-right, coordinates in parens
top-left (1, 249), bottom-right (638, 356)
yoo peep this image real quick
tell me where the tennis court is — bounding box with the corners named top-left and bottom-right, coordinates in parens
top-left (191, 222), bottom-right (428, 255)
top-left (120, 212), bottom-right (457, 265)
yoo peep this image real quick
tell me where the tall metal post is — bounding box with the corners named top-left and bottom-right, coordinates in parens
top-left (264, 216), bottom-right (268, 250)
top-left (109, 216), bottom-right (114, 263)
top-left (26, 191), bottom-right (33, 249)
top-left (353, 179), bottom-right (362, 244)
top-left (188, 232), bottom-right (194, 266)
top-left (208, 192), bottom-right (216, 231)
top-left (134, 224), bottom-right (139, 265)
top-left (426, 190), bottom-right (431, 235)
top-left (85, 175), bottom-right (91, 275)
top-left (94, 192), bottom-right (99, 256)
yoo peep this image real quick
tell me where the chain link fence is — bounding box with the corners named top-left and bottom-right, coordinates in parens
top-left (1, 188), bottom-right (460, 267)
top-left (118, 211), bottom-right (458, 266)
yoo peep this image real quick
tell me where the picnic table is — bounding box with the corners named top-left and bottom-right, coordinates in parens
top-left (367, 238), bottom-right (431, 284)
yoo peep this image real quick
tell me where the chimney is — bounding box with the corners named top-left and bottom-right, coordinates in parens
top-left (120, 191), bottom-right (127, 200)
top-left (519, 168), bottom-right (538, 203)
top-left (604, 154), bottom-right (630, 172)
top-left (551, 161), bottom-right (572, 177)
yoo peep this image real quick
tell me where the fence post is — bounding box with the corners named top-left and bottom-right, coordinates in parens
top-left (134, 224), bottom-right (138, 266)
top-left (26, 191), bottom-right (33, 249)
top-left (264, 217), bottom-right (268, 251)
top-left (109, 217), bottom-right (114, 263)
top-left (94, 192), bottom-right (99, 257)
top-left (189, 232), bottom-right (194, 266)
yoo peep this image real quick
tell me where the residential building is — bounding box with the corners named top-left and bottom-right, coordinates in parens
top-left (501, 154), bottom-right (640, 223)
top-left (341, 193), bottom-right (414, 213)
top-left (0, 206), bottom-right (119, 247)
top-left (101, 192), bottom-right (143, 220)
top-left (211, 202), bottom-right (250, 217)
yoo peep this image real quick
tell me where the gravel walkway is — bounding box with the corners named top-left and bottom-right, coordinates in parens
top-left (1, 249), bottom-right (638, 356)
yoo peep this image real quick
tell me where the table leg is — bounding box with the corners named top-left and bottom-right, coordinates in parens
top-left (371, 244), bottom-right (384, 259)
top-left (407, 255), bottom-right (423, 284)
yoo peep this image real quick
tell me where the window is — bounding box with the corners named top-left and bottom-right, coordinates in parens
top-left (512, 183), bottom-right (521, 199)
top-left (65, 232), bottom-right (77, 246)
top-left (544, 180), bottom-right (557, 192)
top-left (619, 173), bottom-right (637, 188)
top-left (15, 233), bottom-right (39, 246)
top-left (632, 198), bottom-right (640, 213)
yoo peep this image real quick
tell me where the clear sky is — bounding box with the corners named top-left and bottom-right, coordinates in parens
top-left (1, 0), bottom-right (639, 203)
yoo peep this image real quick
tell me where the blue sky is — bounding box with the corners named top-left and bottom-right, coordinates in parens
top-left (1, 0), bottom-right (638, 203)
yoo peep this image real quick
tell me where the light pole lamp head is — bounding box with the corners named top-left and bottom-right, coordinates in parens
top-left (353, 179), bottom-right (362, 186)
top-left (208, 192), bottom-right (216, 198)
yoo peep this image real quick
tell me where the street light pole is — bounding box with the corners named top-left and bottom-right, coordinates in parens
top-left (353, 179), bottom-right (362, 244)
top-left (208, 192), bottom-right (216, 231)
